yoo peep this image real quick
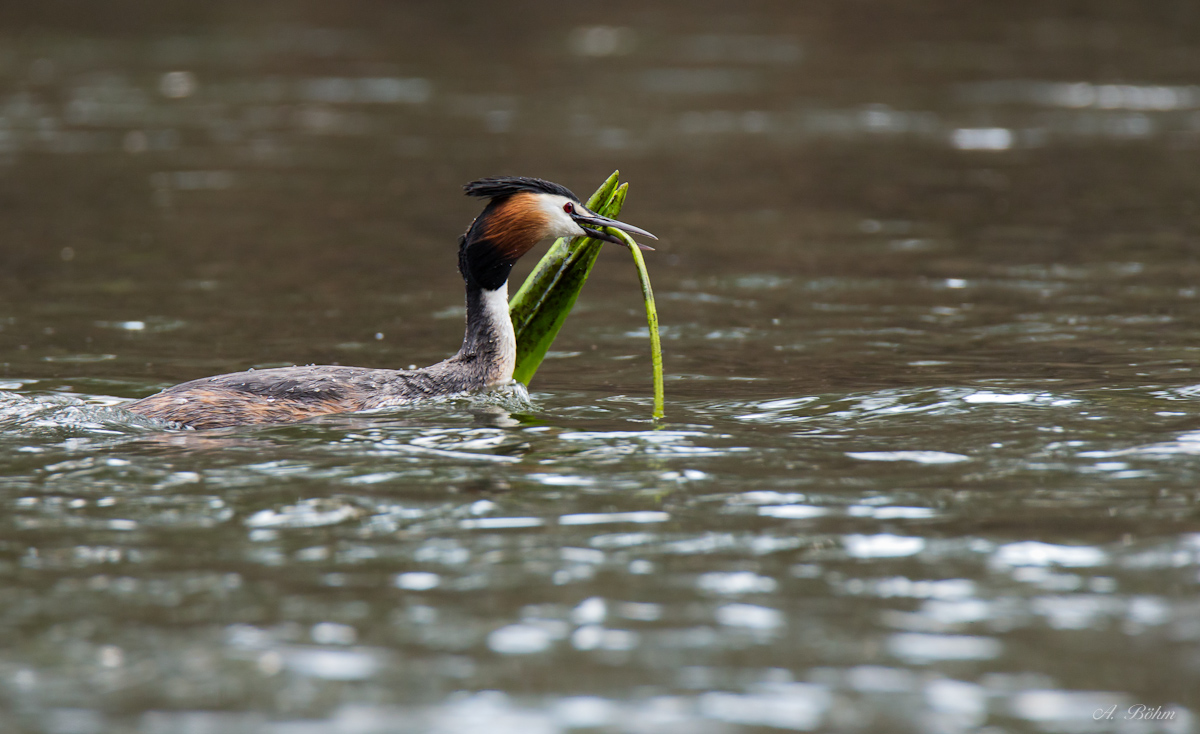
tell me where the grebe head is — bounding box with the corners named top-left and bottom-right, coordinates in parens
top-left (458, 176), bottom-right (656, 290)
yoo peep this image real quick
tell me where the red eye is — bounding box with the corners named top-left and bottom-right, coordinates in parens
top-left (563, 202), bottom-right (575, 214)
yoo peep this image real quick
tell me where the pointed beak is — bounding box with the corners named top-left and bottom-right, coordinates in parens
top-left (572, 210), bottom-right (658, 251)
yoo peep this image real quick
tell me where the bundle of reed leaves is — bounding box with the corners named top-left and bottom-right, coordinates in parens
top-left (508, 171), bottom-right (664, 419)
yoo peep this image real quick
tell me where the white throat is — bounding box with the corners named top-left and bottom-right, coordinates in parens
top-left (480, 283), bottom-right (516, 386)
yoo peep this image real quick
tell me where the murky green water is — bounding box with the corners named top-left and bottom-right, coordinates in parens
top-left (2, 3), bottom-right (1200, 732)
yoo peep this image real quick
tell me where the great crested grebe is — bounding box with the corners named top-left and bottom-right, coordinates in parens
top-left (127, 176), bottom-right (656, 429)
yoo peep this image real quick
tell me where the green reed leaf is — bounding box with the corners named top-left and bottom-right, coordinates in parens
top-left (509, 171), bottom-right (623, 386)
top-left (508, 172), bottom-right (663, 419)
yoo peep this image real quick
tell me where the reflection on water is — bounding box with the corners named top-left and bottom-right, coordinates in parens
top-left (3, 2), bottom-right (1200, 733)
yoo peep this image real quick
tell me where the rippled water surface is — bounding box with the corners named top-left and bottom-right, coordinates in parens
top-left (2, 3), bottom-right (1200, 732)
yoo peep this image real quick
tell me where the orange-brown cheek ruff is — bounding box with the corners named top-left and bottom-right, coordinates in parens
top-left (482, 192), bottom-right (552, 260)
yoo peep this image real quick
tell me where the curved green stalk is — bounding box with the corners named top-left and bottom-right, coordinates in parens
top-left (508, 171), bottom-right (663, 420)
top-left (612, 228), bottom-right (665, 420)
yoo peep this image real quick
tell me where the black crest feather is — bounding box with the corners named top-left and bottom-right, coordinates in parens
top-left (463, 176), bottom-right (579, 202)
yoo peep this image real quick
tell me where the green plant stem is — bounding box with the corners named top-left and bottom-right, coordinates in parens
top-left (612, 228), bottom-right (665, 420)
top-left (508, 171), bottom-right (663, 420)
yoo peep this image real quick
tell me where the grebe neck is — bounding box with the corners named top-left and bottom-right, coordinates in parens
top-left (450, 194), bottom-right (553, 388)
top-left (454, 280), bottom-right (515, 387)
